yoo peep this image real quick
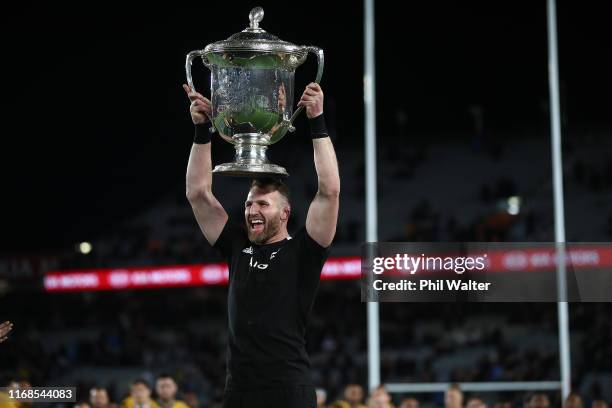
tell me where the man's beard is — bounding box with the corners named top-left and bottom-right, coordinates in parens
top-left (247, 215), bottom-right (281, 244)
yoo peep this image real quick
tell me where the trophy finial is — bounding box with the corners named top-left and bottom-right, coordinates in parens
top-left (249, 7), bottom-right (264, 29)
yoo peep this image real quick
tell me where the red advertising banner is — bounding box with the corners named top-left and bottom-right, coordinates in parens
top-left (43, 246), bottom-right (612, 292)
top-left (44, 257), bottom-right (361, 292)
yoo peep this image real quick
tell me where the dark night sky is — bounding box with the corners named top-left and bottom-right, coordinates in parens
top-left (1, 2), bottom-right (611, 253)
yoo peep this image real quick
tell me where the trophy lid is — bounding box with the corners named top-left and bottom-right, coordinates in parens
top-left (203, 7), bottom-right (307, 67)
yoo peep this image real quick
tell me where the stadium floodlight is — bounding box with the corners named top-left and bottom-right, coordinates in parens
top-left (78, 242), bottom-right (92, 254)
top-left (507, 196), bottom-right (521, 215)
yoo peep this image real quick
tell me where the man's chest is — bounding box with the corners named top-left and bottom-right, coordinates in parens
top-left (230, 242), bottom-right (298, 293)
top-left (228, 242), bottom-right (301, 322)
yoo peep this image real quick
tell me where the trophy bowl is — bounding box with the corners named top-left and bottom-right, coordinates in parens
top-left (186, 7), bottom-right (324, 177)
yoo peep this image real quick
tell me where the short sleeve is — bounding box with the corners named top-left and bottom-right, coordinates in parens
top-left (295, 227), bottom-right (330, 314)
top-left (213, 219), bottom-right (248, 260)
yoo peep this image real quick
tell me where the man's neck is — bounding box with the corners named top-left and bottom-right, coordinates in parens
top-left (263, 233), bottom-right (288, 244)
top-left (256, 229), bottom-right (289, 245)
top-left (160, 399), bottom-right (175, 408)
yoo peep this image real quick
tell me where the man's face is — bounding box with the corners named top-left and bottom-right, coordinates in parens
top-left (400, 398), bottom-right (419, 408)
top-left (345, 385), bottom-right (364, 404)
top-left (466, 398), bottom-right (486, 408)
top-left (90, 389), bottom-right (109, 408)
top-left (368, 395), bottom-right (389, 408)
top-left (131, 384), bottom-right (150, 405)
top-left (372, 388), bottom-right (391, 403)
top-left (244, 187), bottom-right (288, 244)
top-left (565, 395), bottom-right (582, 408)
top-left (529, 394), bottom-right (550, 408)
top-left (156, 378), bottom-right (177, 401)
top-left (444, 389), bottom-right (463, 408)
top-left (316, 390), bottom-right (327, 407)
top-left (184, 392), bottom-right (199, 408)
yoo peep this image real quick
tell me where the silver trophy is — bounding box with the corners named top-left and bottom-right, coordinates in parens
top-left (186, 7), bottom-right (324, 177)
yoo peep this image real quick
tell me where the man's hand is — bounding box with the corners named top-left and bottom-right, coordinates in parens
top-left (183, 84), bottom-right (212, 125)
top-left (183, 85), bottom-right (229, 246)
top-left (0, 321), bottom-right (13, 343)
top-left (278, 83), bottom-right (287, 112)
top-left (297, 83), bottom-right (324, 119)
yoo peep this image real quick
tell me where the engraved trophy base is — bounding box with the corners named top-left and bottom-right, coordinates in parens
top-left (212, 133), bottom-right (289, 178)
top-left (212, 162), bottom-right (289, 177)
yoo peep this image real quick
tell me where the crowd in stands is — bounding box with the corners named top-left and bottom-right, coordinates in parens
top-left (2, 376), bottom-right (610, 408)
top-left (1, 287), bottom-right (611, 407)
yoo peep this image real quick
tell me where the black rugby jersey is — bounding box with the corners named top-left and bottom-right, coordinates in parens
top-left (213, 220), bottom-right (330, 390)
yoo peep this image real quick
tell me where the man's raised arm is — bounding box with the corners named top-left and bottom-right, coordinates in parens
top-left (0, 321), bottom-right (13, 343)
top-left (298, 83), bottom-right (340, 248)
top-left (183, 84), bottom-right (228, 246)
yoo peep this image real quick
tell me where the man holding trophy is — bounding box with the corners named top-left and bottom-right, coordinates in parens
top-left (183, 77), bottom-right (339, 407)
top-left (183, 10), bottom-right (338, 406)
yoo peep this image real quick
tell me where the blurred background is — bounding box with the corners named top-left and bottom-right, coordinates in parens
top-left (1, 1), bottom-right (612, 407)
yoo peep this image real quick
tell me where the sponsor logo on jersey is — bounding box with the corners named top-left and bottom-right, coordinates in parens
top-left (250, 257), bottom-right (269, 269)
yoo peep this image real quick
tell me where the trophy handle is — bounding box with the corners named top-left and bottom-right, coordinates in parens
top-left (287, 46), bottom-right (325, 132)
top-left (185, 50), bottom-right (215, 133)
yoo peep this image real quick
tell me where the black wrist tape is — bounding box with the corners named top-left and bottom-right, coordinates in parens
top-left (194, 123), bottom-right (211, 144)
top-left (308, 113), bottom-right (329, 139)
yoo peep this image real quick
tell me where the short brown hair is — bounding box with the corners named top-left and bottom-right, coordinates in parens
top-left (131, 379), bottom-right (150, 389)
top-left (250, 177), bottom-right (291, 204)
top-left (447, 383), bottom-right (462, 393)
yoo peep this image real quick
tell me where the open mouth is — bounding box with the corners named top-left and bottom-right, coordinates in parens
top-left (249, 218), bottom-right (265, 233)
